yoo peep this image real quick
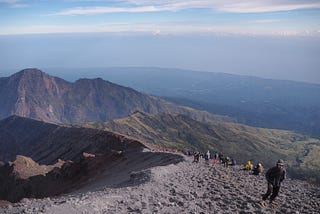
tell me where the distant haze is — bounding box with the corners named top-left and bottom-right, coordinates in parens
top-left (0, 33), bottom-right (319, 84)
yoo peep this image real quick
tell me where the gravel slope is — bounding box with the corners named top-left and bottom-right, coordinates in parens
top-left (1, 153), bottom-right (319, 214)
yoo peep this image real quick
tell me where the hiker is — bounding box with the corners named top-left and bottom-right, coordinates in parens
top-left (218, 152), bottom-right (224, 163)
top-left (185, 151), bottom-right (191, 156)
top-left (224, 156), bottom-right (231, 167)
top-left (205, 150), bottom-right (211, 161)
top-left (252, 163), bottom-right (264, 175)
top-left (245, 160), bottom-right (253, 170)
top-left (221, 157), bottom-right (227, 167)
top-left (213, 152), bottom-right (219, 163)
top-left (231, 158), bottom-right (237, 166)
top-left (260, 159), bottom-right (286, 206)
top-left (200, 152), bottom-right (205, 159)
top-left (193, 151), bottom-right (200, 163)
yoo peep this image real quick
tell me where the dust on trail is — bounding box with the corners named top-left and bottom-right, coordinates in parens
top-left (2, 154), bottom-right (320, 213)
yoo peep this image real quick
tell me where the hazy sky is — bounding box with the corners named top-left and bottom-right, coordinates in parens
top-left (0, 0), bottom-right (319, 83)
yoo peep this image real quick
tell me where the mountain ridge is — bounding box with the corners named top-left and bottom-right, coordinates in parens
top-left (47, 67), bottom-right (320, 136)
top-left (0, 68), bottom-right (233, 124)
top-left (83, 111), bottom-right (320, 184)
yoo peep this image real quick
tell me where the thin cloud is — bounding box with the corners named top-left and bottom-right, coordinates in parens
top-left (1, 22), bottom-right (319, 37)
top-left (219, 2), bottom-right (320, 13)
top-left (54, 6), bottom-right (162, 16)
top-left (0, 0), bottom-right (29, 8)
top-left (249, 19), bottom-right (282, 24)
top-left (52, 0), bottom-right (320, 16)
top-left (10, 3), bottom-right (28, 8)
top-left (0, 0), bottom-right (19, 3)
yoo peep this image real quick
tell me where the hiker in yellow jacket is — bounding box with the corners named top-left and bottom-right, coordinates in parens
top-left (245, 160), bottom-right (253, 170)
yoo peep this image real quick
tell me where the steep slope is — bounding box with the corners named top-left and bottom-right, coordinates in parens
top-left (83, 112), bottom-right (320, 184)
top-left (0, 115), bottom-right (145, 164)
top-left (0, 68), bottom-right (233, 124)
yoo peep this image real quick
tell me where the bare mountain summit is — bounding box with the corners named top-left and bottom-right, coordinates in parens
top-left (0, 68), bottom-right (232, 124)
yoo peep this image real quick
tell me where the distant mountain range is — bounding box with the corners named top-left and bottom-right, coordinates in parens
top-left (83, 111), bottom-right (320, 184)
top-left (0, 68), bottom-right (232, 124)
top-left (45, 67), bottom-right (320, 137)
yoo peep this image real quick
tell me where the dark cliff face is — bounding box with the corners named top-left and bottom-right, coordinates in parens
top-left (0, 115), bottom-right (58, 162)
top-left (0, 116), bottom-right (145, 164)
top-left (0, 68), bottom-right (231, 124)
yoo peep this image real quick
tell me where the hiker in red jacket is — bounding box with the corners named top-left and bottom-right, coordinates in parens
top-left (260, 159), bottom-right (286, 206)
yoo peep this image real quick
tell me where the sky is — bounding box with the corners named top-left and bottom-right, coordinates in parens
top-left (0, 0), bottom-right (320, 35)
top-left (0, 0), bottom-right (319, 83)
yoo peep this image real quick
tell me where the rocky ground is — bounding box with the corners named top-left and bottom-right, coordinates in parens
top-left (1, 153), bottom-right (320, 214)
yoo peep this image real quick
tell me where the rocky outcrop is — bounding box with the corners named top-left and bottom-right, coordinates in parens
top-left (10, 155), bottom-right (64, 179)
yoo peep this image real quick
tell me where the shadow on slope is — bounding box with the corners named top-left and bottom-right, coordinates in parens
top-left (76, 149), bottom-right (184, 193)
top-left (0, 149), bottom-right (183, 203)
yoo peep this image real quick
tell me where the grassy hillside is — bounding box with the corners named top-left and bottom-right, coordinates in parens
top-left (83, 112), bottom-right (320, 184)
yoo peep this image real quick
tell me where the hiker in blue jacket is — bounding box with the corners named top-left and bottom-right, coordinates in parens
top-left (260, 159), bottom-right (286, 206)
